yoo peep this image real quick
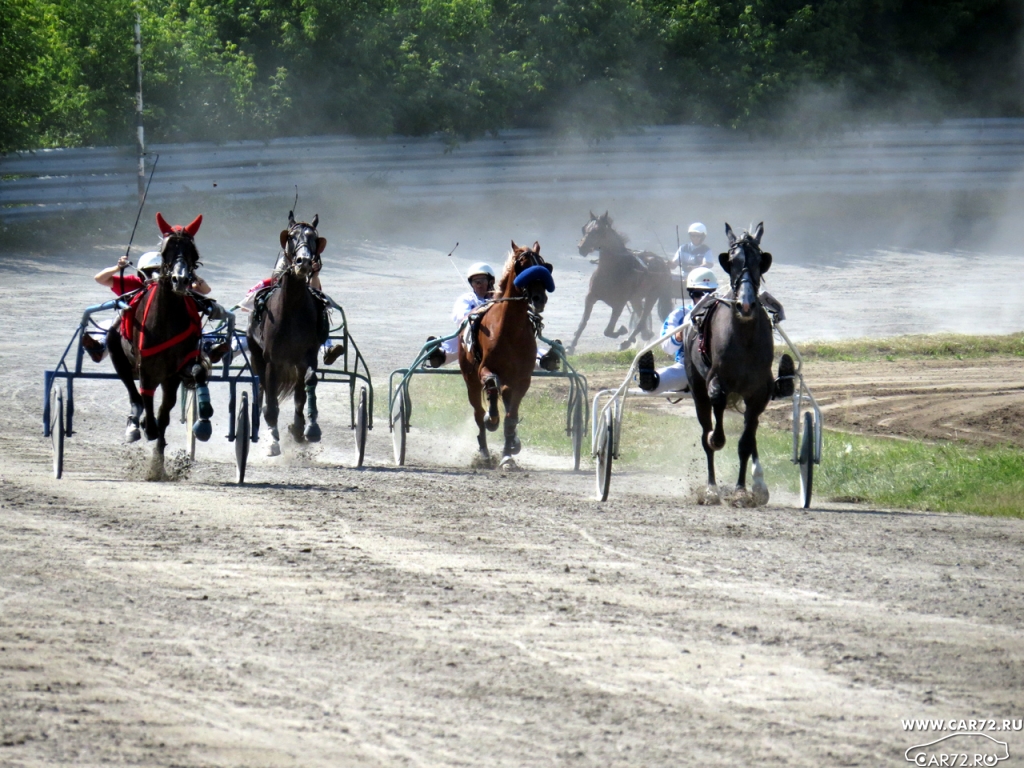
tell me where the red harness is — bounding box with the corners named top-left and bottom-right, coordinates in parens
top-left (122, 285), bottom-right (202, 395)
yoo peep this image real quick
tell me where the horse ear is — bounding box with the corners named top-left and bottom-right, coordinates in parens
top-left (183, 214), bottom-right (202, 237)
top-left (719, 252), bottom-right (730, 272)
top-left (760, 251), bottom-right (772, 274)
top-left (725, 223), bottom-right (736, 246)
top-left (589, 210), bottom-right (596, 221)
top-left (602, 211), bottom-right (609, 222)
top-left (312, 214), bottom-right (319, 229)
top-left (288, 210), bottom-right (296, 227)
top-left (511, 239), bottom-right (519, 251)
top-left (156, 212), bottom-right (173, 236)
top-left (753, 221), bottom-right (764, 244)
top-left (316, 237), bottom-right (327, 255)
top-left (532, 241), bottom-right (541, 254)
top-left (544, 262), bottom-right (553, 273)
top-left (280, 230), bottom-right (289, 249)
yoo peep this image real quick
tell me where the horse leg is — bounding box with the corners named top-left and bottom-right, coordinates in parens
top-left (568, 295), bottom-right (597, 354)
top-left (693, 391), bottom-right (721, 505)
top-left (604, 302), bottom-right (629, 339)
top-left (139, 374), bottom-right (159, 442)
top-left (464, 372), bottom-right (490, 462)
top-left (736, 404), bottom-right (769, 507)
top-left (107, 327), bottom-right (142, 442)
top-left (500, 387), bottom-right (523, 464)
top-left (289, 369), bottom-right (307, 443)
top-left (303, 366), bottom-right (321, 442)
top-left (189, 361), bottom-right (213, 442)
top-left (480, 367), bottom-right (500, 432)
top-left (262, 363), bottom-right (281, 456)
top-left (147, 379), bottom-right (177, 481)
top-left (619, 296), bottom-right (651, 350)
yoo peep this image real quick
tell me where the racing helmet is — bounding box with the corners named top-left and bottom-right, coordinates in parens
top-left (686, 266), bottom-right (718, 293)
top-left (687, 222), bottom-right (707, 237)
top-left (137, 251), bottom-right (163, 275)
top-left (466, 262), bottom-right (495, 282)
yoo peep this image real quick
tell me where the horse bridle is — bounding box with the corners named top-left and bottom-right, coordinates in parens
top-left (283, 223), bottom-right (320, 276)
top-left (160, 232), bottom-right (200, 290)
top-left (727, 237), bottom-right (762, 298)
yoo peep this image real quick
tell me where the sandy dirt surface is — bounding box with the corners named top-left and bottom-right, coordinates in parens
top-left (2, 239), bottom-right (1024, 766)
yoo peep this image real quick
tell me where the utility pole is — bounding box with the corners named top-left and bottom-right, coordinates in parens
top-left (135, 12), bottom-right (145, 204)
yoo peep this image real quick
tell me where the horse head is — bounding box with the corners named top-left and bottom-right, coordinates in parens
top-left (279, 210), bottom-right (326, 280)
top-left (505, 240), bottom-right (555, 312)
top-left (720, 222), bottom-right (772, 321)
top-left (156, 212), bottom-right (202, 295)
top-left (578, 211), bottom-right (619, 256)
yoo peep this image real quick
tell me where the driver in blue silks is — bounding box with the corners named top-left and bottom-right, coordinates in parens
top-left (425, 261), bottom-right (559, 371)
top-left (636, 267), bottom-right (718, 394)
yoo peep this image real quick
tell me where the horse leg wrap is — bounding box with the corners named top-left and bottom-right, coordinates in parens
top-left (196, 385), bottom-right (213, 420)
top-left (304, 383), bottom-right (321, 442)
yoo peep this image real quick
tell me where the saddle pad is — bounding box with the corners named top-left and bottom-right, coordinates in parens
top-left (121, 284), bottom-right (202, 361)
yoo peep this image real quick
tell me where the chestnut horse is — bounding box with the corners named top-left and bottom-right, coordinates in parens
top-left (247, 212), bottom-right (328, 456)
top-left (459, 241), bottom-right (554, 467)
top-left (568, 211), bottom-right (674, 353)
top-left (108, 213), bottom-right (213, 480)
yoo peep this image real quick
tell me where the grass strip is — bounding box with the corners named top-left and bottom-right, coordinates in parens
top-left (798, 332), bottom-right (1024, 361)
top-left (406, 374), bottom-right (1024, 518)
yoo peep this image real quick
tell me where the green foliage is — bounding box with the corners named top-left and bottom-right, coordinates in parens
top-left (799, 333), bottom-right (1024, 361)
top-left (1, 0), bottom-right (1020, 151)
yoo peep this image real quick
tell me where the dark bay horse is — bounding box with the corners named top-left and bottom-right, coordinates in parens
top-left (248, 212), bottom-right (328, 456)
top-left (108, 213), bottom-right (212, 480)
top-left (568, 211), bottom-right (674, 353)
top-left (459, 241), bottom-right (554, 468)
top-left (684, 222), bottom-right (781, 506)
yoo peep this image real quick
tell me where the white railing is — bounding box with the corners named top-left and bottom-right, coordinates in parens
top-left (4, 119), bottom-right (1024, 219)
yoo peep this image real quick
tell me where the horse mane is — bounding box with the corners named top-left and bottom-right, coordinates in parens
top-left (497, 248), bottom-right (518, 296)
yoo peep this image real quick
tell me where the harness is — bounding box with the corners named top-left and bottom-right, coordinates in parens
top-left (120, 284), bottom-right (203, 395)
top-left (459, 296), bottom-right (545, 364)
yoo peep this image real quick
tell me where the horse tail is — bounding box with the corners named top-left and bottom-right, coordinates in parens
top-left (275, 366), bottom-right (300, 400)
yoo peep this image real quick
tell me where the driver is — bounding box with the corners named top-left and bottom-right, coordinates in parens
top-left (636, 267), bottom-right (718, 394)
top-left (425, 262), bottom-right (559, 371)
top-left (82, 251), bottom-right (212, 362)
top-left (670, 222), bottom-right (714, 273)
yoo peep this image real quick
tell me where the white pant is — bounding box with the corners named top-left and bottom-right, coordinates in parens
top-left (650, 362), bottom-right (689, 394)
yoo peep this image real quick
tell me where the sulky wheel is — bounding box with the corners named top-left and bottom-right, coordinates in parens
top-left (570, 391), bottom-right (584, 472)
top-left (184, 388), bottom-right (197, 461)
top-left (799, 410), bottom-right (814, 509)
top-left (235, 390), bottom-right (250, 484)
top-left (354, 386), bottom-right (368, 468)
top-left (596, 411), bottom-right (613, 501)
top-left (392, 392), bottom-right (407, 467)
top-left (50, 386), bottom-right (65, 480)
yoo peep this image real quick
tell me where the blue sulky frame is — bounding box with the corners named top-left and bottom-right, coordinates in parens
top-left (387, 333), bottom-right (588, 469)
top-left (42, 297), bottom-right (373, 479)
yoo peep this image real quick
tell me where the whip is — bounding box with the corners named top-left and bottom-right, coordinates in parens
top-left (121, 153), bottom-right (160, 282)
top-left (445, 242), bottom-right (462, 282)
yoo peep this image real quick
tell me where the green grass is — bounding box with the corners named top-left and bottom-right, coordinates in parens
top-left (799, 332), bottom-right (1024, 362)
top-left (404, 375), bottom-right (1024, 517)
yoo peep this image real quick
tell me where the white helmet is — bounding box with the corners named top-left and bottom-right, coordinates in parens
top-left (686, 266), bottom-right (718, 292)
top-left (688, 222), bottom-right (707, 237)
top-left (466, 262), bottom-right (495, 281)
top-left (137, 251), bottom-right (163, 274)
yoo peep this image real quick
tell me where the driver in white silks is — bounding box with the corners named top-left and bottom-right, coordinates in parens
top-left (670, 222), bottom-right (714, 273)
top-left (636, 267), bottom-right (718, 394)
top-left (424, 262), bottom-right (560, 371)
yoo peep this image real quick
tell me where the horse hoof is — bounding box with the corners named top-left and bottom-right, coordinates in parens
top-left (618, 339), bottom-right (632, 351)
top-left (270, 426), bottom-right (280, 442)
top-left (729, 487), bottom-right (759, 508)
top-left (125, 418), bottom-right (141, 443)
top-left (305, 423), bottom-right (322, 442)
top-left (288, 424), bottom-right (305, 443)
top-left (470, 452), bottom-right (495, 469)
top-left (752, 481), bottom-right (770, 507)
top-left (192, 419), bottom-right (212, 442)
top-left (697, 485), bottom-right (721, 505)
top-left (485, 417), bottom-right (500, 433)
top-left (499, 456), bottom-right (521, 471)
top-left (268, 441), bottom-right (281, 457)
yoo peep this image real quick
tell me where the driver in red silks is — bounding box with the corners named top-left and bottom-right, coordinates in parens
top-left (82, 251), bottom-right (211, 363)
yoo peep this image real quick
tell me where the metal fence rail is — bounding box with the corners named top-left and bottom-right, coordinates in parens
top-left (4, 119), bottom-right (1024, 219)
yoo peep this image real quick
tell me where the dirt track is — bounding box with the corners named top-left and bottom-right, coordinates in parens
top-left (2, 246), bottom-right (1024, 766)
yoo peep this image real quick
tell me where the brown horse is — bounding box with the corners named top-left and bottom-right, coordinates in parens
top-left (247, 212), bottom-right (328, 456)
top-left (568, 211), bottom-right (674, 353)
top-left (108, 213), bottom-right (212, 480)
top-left (685, 222), bottom-right (782, 506)
top-left (459, 241), bottom-right (554, 467)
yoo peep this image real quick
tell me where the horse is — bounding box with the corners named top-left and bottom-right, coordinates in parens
top-left (459, 241), bottom-right (555, 468)
top-left (108, 213), bottom-right (213, 480)
top-left (568, 211), bottom-right (674, 353)
top-left (247, 211), bottom-right (328, 457)
top-left (684, 222), bottom-right (785, 506)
